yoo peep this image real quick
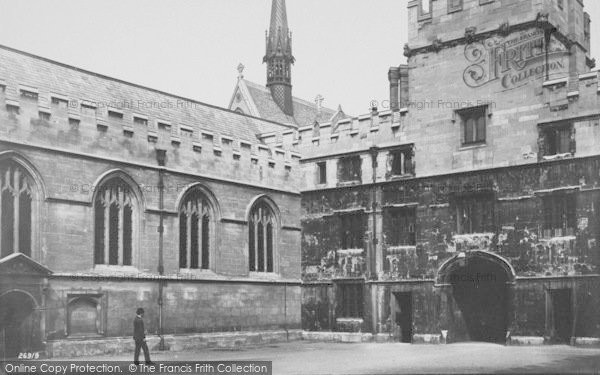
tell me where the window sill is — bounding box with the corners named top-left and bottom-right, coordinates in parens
top-left (92, 265), bottom-right (139, 274)
top-left (541, 153), bottom-right (574, 161)
top-left (248, 271), bottom-right (281, 280)
top-left (337, 180), bottom-right (362, 187)
top-left (178, 268), bottom-right (217, 278)
top-left (388, 174), bottom-right (415, 181)
top-left (459, 142), bottom-right (487, 151)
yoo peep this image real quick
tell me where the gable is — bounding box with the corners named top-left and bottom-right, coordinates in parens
top-left (0, 253), bottom-right (52, 276)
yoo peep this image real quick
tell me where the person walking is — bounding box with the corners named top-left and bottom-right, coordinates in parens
top-left (133, 308), bottom-right (152, 365)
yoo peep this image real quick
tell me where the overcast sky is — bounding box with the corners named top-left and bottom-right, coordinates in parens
top-left (0, 0), bottom-right (598, 116)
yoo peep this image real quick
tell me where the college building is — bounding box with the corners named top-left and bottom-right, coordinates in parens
top-left (294, 0), bottom-right (600, 345)
top-left (0, 0), bottom-right (599, 359)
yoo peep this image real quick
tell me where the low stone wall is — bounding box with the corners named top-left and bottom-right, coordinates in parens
top-left (46, 330), bottom-right (302, 358)
top-left (301, 331), bottom-right (378, 343)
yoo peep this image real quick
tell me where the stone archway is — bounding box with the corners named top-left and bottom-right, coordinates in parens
top-left (437, 251), bottom-right (515, 344)
top-left (0, 290), bottom-right (37, 358)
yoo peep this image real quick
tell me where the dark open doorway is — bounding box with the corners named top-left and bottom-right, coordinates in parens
top-left (0, 291), bottom-right (36, 359)
top-left (548, 289), bottom-right (573, 344)
top-left (448, 255), bottom-right (511, 343)
top-left (393, 292), bottom-right (413, 343)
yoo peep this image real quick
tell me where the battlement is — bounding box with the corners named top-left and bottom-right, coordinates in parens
top-left (407, 0), bottom-right (589, 59)
top-left (0, 82), bottom-right (302, 191)
top-left (541, 70), bottom-right (600, 116)
top-left (259, 109), bottom-right (411, 158)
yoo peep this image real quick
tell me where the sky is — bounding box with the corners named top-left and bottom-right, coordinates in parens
top-left (0, 0), bottom-right (598, 117)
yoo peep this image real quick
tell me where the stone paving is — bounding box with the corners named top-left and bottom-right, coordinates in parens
top-left (59, 341), bottom-right (600, 374)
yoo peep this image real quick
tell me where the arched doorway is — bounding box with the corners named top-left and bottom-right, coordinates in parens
top-left (438, 251), bottom-right (515, 344)
top-left (0, 291), bottom-right (37, 358)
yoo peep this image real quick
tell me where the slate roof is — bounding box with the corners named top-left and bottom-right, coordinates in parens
top-left (0, 44), bottom-right (294, 143)
top-left (241, 79), bottom-right (339, 127)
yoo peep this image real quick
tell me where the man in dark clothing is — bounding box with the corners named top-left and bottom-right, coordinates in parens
top-left (133, 308), bottom-right (152, 365)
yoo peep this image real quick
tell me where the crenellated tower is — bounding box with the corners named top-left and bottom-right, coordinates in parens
top-left (264, 0), bottom-right (295, 116)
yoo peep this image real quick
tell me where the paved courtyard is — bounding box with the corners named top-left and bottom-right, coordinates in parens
top-left (65, 341), bottom-right (600, 374)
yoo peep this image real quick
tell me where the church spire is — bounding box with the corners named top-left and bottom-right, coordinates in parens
top-left (264, 0), bottom-right (295, 116)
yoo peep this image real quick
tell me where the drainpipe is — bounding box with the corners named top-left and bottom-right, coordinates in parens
top-left (156, 149), bottom-right (167, 351)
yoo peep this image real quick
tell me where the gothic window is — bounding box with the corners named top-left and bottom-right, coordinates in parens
top-left (458, 106), bottom-right (487, 145)
top-left (94, 177), bottom-right (137, 266)
top-left (0, 162), bottom-right (34, 258)
top-left (454, 193), bottom-right (496, 234)
top-left (338, 156), bottom-right (362, 183)
top-left (179, 189), bottom-right (212, 270)
top-left (249, 200), bottom-right (277, 273)
top-left (542, 193), bottom-right (576, 238)
top-left (339, 213), bottom-right (365, 250)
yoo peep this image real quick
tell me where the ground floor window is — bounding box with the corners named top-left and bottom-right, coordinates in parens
top-left (337, 283), bottom-right (363, 318)
top-left (542, 193), bottom-right (576, 238)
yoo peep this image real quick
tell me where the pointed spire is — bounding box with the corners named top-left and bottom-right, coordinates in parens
top-left (269, 0), bottom-right (289, 36)
top-left (264, 0), bottom-right (295, 116)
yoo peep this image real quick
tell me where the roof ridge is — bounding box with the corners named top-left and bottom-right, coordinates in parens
top-left (0, 44), bottom-right (296, 130)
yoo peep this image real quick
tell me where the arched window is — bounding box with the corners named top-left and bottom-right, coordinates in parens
top-left (0, 161), bottom-right (34, 258)
top-left (179, 189), bottom-right (212, 270)
top-left (94, 177), bottom-right (137, 266)
top-left (248, 200), bottom-right (277, 273)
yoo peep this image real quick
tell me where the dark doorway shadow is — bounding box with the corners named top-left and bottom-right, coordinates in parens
top-left (448, 255), bottom-right (510, 344)
top-left (0, 291), bottom-right (36, 359)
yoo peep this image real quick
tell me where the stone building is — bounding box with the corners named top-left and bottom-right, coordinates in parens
top-left (288, 0), bottom-right (600, 345)
top-left (0, 9), bottom-right (305, 356)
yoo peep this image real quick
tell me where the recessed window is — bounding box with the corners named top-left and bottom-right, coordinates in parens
top-left (542, 194), bottom-right (576, 238)
top-left (20, 89), bottom-right (38, 101)
top-left (133, 116), bottom-right (148, 126)
top-left (448, 0), bottom-right (463, 12)
top-left (316, 161), bottom-right (327, 184)
top-left (458, 106), bottom-right (487, 146)
top-left (233, 153), bottom-right (241, 161)
top-left (179, 189), bottom-right (213, 270)
top-left (180, 128), bottom-right (194, 138)
top-left (69, 118), bottom-right (80, 130)
top-left (539, 123), bottom-right (574, 158)
top-left (387, 207), bottom-right (416, 246)
top-left (454, 193), bottom-right (495, 234)
top-left (268, 161), bottom-right (275, 169)
top-left (38, 111), bottom-right (51, 121)
top-left (157, 122), bottom-right (171, 130)
top-left (337, 283), bottom-right (363, 318)
top-left (420, 0), bottom-right (431, 14)
top-left (94, 177), bottom-right (137, 266)
top-left (81, 103), bottom-right (97, 116)
top-left (338, 156), bottom-right (362, 183)
top-left (222, 138), bottom-right (233, 146)
top-left (249, 200), bottom-right (277, 273)
top-left (0, 161), bottom-right (34, 258)
top-left (241, 142), bottom-right (252, 150)
top-left (389, 148), bottom-right (414, 177)
top-left (202, 133), bottom-right (214, 141)
top-left (51, 96), bottom-right (69, 109)
top-left (108, 110), bottom-right (124, 120)
top-left (6, 104), bottom-right (20, 115)
top-left (340, 213), bottom-right (365, 250)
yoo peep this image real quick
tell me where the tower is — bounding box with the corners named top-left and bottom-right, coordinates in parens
top-left (264, 0), bottom-right (295, 116)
